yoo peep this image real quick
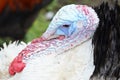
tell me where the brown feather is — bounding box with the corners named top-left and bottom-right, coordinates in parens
top-left (0, 0), bottom-right (42, 12)
top-left (0, 0), bottom-right (7, 13)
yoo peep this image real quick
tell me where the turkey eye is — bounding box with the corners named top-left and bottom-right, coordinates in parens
top-left (63, 25), bottom-right (69, 27)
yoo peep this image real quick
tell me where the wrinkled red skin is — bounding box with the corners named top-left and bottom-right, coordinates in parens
top-left (9, 55), bottom-right (25, 75)
top-left (57, 35), bottom-right (65, 40)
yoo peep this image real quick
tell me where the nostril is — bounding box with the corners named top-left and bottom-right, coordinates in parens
top-left (63, 25), bottom-right (70, 27)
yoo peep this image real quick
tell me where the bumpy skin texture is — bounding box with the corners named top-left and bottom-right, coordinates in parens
top-left (41, 4), bottom-right (99, 40)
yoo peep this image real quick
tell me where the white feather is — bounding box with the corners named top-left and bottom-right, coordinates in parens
top-left (0, 41), bottom-right (27, 80)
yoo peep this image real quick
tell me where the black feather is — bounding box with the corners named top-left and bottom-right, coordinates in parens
top-left (91, 0), bottom-right (120, 79)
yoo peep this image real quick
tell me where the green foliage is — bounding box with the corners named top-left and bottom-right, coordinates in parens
top-left (0, 37), bottom-right (12, 46)
top-left (46, 0), bottom-right (59, 11)
top-left (24, 0), bottom-right (58, 42)
top-left (24, 10), bottom-right (50, 42)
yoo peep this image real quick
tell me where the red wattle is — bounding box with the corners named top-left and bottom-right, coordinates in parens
top-left (9, 56), bottom-right (26, 75)
top-left (9, 65), bottom-right (16, 75)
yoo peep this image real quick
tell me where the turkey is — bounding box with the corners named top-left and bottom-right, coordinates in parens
top-left (0, 0), bottom-right (120, 80)
top-left (0, 4), bottom-right (99, 80)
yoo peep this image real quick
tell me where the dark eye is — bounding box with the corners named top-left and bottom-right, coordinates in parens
top-left (63, 25), bottom-right (70, 27)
